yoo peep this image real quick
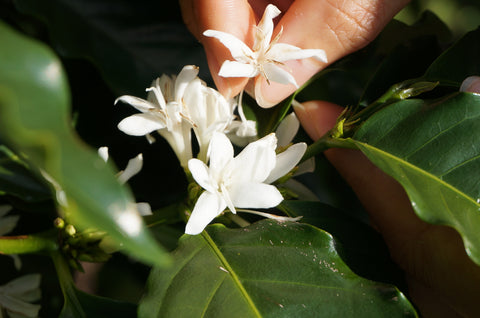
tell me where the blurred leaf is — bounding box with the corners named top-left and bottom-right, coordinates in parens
top-left (0, 21), bottom-right (169, 267)
top-left (60, 289), bottom-right (137, 318)
top-left (279, 201), bottom-right (405, 288)
top-left (139, 220), bottom-right (417, 318)
top-left (51, 252), bottom-right (137, 318)
top-left (0, 145), bottom-right (50, 201)
top-left (345, 92), bottom-right (480, 265)
top-left (14, 0), bottom-right (208, 96)
top-left (298, 12), bottom-right (451, 107)
top-left (424, 27), bottom-right (480, 87)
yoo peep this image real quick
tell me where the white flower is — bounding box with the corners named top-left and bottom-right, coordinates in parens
top-left (0, 205), bottom-right (19, 236)
top-left (116, 65), bottom-right (199, 167)
top-left (185, 132), bottom-right (306, 235)
top-left (0, 274), bottom-right (41, 318)
top-left (182, 78), bottom-right (236, 161)
top-left (98, 147), bottom-right (152, 216)
top-left (0, 205), bottom-right (22, 270)
top-left (203, 4), bottom-right (327, 107)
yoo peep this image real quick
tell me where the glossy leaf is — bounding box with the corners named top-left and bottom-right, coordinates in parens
top-left (279, 201), bottom-right (405, 288)
top-left (14, 0), bottom-right (208, 96)
top-left (0, 21), bottom-right (169, 267)
top-left (424, 27), bottom-right (480, 87)
top-left (139, 220), bottom-right (417, 317)
top-left (347, 93), bottom-right (480, 265)
top-left (0, 145), bottom-right (50, 201)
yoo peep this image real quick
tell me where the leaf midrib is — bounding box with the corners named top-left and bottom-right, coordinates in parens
top-left (355, 139), bottom-right (480, 206)
top-left (201, 231), bottom-right (262, 318)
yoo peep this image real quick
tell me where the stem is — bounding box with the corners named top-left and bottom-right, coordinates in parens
top-left (302, 133), bottom-right (357, 162)
top-left (51, 251), bottom-right (85, 316)
top-left (229, 214), bottom-right (251, 227)
top-left (0, 231), bottom-right (57, 254)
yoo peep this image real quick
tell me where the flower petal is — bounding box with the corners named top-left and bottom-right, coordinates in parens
top-left (203, 30), bottom-right (253, 63)
top-left (263, 63), bottom-right (298, 87)
top-left (0, 215), bottom-right (19, 236)
top-left (255, 4), bottom-right (281, 52)
top-left (115, 95), bottom-right (155, 113)
top-left (118, 113), bottom-right (166, 136)
top-left (231, 133), bottom-right (277, 183)
top-left (265, 142), bottom-right (307, 184)
top-left (117, 153), bottom-right (143, 184)
top-left (185, 192), bottom-right (226, 235)
top-left (136, 202), bottom-right (153, 216)
top-left (175, 65), bottom-right (199, 102)
top-left (268, 43), bottom-right (328, 63)
top-left (188, 158), bottom-right (217, 193)
top-left (98, 147), bottom-right (109, 162)
top-left (229, 182), bottom-right (283, 209)
top-left (218, 60), bottom-right (258, 78)
top-left (208, 132), bottom-right (234, 174)
top-left (276, 112), bottom-right (299, 147)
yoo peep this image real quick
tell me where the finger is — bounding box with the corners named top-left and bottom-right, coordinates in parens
top-left (179, 0), bottom-right (253, 98)
top-left (296, 100), bottom-right (480, 316)
top-left (256, 0), bottom-right (410, 106)
top-left (460, 76), bottom-right (480, 93)
top-left (294, 100), bottom-right (426, 249)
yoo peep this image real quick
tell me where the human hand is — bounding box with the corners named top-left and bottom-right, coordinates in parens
top-left (180, 0), bottom-right (409, 106)
top-left (294, 76), bottom-right (480, 317)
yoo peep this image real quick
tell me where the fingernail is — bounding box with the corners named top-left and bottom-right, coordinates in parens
top-left (460, 76), bottom-right (480, 93)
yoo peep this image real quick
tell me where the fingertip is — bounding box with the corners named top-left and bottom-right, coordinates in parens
top-left (293, 100), bottom-right (344, 140)
top-left (460, 76), bottom-right (480, 94)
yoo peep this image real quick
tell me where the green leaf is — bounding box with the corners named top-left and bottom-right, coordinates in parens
top-left (0, 145), bottom-right (51, 201)
top-left (14, 0), bottom-right (208, 95)
top-left (51, 252), bottom-right (137, 318)
top-left (347, 92), bottom-right (480, 265)
top-left (140, 220), bottom-right (417, 317)
top-left (0, 21), bottom-right (169, 267)
top-left (279, 201), bottom-right (405, 288)
top-left (424, 27), bottom-right (480, 87)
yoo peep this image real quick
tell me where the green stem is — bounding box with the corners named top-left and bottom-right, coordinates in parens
top-left (302, 133), bottom-right (357, 162)
top-left (51, 251), bottom-right (85, 316)
top-left (0, 231), bottom-right (57, 254)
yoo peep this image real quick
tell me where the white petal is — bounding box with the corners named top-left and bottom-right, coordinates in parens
top-left (1, 274), bottom-right (41, 296)
top-left (255, 4), bottom-right (281, 52)
top-left (284, 179), bottom-right (319, 201)
top-left (185, 192), bottom-right (226, 235)
top-left (98, 147), bottom-right (109, 162)
top-left (276, 112), bottom-right (299, 147)
top-left (175, 65), bottom-right (199, 102)
top-left (218, 60), bottom-right (258, 78)
top-left (136, 202), bottom-right (153, 216)
top-left (115, 95), bottom-right (155, 113)
top-left (229, 182), bottom-right (283, 208)
top-left (268, 43), bottom-right (328, 63)
top-left (231, 134), bottom-right (277, 183)
top-left (0, 294), bottom-right (41, 317)
top-left (0, 205), bottom-right (12, 217)
top-left (117, 153), bottom-right (143, 184)
top-left (263, 63), bottom-right (298, 87)
top-left (295, 157), bottom-right (315, 176)
top-left (203, 30), bottom-right (253, 63)
top-left (265, 142), bottom-right (307, 184)
top-left (118, 113), bottom-right (165, 136)
top-left (0, 215), bottom-right (19, 236)
top-left (208, 132), bottom-right (234, 173)
top-left (188, 159), bottom-right (217, 194)
top-left (147, 79), bottom-right (167, 108)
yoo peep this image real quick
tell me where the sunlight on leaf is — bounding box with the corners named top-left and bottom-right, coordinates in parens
top-left (140, 220), bottom-right (417, 318)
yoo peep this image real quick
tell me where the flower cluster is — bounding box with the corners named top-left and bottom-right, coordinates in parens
top-left (115, 4), bottom-right (325, 235)
top-left (204, 4), bottom-right (327, 108)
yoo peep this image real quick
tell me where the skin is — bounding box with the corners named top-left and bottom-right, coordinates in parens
top-left (180, 1), bottom-right (480, 316)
